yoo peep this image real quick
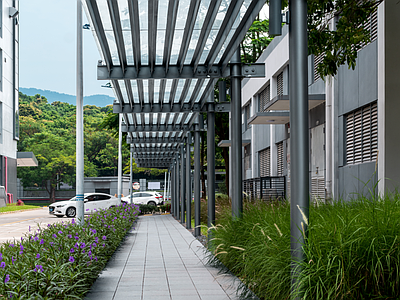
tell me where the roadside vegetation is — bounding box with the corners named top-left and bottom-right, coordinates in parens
top-left (206, 193), bottom-right (400, 300)
top-left (0, 203), bottom-right (44, 213)
top-left (0, 203), bottom-right (139, 299)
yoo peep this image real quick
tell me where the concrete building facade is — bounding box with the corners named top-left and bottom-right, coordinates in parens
top-left (240, 2), bottom-right (396, 201)
top-left (0, 0), bottom-right (19, 203)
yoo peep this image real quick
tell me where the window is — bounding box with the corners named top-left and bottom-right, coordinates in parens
top-left (244, 145), bottom-right (251, 171)
top-left (277, 142), bottom-right (284, 176)
top-left (277, 72), bottom-right (283, 96)
top-left (259, 147), bottom-right (270, 177)
top-left (243, 103), bottom-right (251, 131)
top-left (359, 9), bottom-right (378, 49)
top-left (259, 84), bottom-right (270, 112)
top-left (346, 102), bottom-right (378, 165)
top-left (97, 195), bottom-right (111, 200)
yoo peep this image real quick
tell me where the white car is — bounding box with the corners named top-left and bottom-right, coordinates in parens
top-left (48, 193), bottom-right (122, 218)
top-left (121, 191), bottom-right (163, 206)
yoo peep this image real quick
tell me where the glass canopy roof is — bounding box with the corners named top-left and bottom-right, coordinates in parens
top-left (83, 0), bottom-right (265, 168)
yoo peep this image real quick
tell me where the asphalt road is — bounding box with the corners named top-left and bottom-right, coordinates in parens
top-left (0, 208), bottom-right (67, 244)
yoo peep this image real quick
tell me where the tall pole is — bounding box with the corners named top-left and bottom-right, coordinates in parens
top-left (130, 145), bottom-right (133, 204)
top-left (207, 101), bottom-right (216, 228)
top-left (289, 0), bottom-right (309, 297)
top-left (175, 153), bottom-right (180, 219)
top-left (76, 0), bottom-right (84, 225)
top-left (186, 132), bottom-right (192, 229)
top-left (231, 47), bottom-right (243, 218)
top-left (117, 114), bottom-right (122, 202)
top-left (163, 171), bottom-right (167, 201)
top-left (171, 164), bottom-right (175, 216)
top-left (194, 118), bottom-right (201, 237)
top-left (180, 144), bottom-right (186, 223)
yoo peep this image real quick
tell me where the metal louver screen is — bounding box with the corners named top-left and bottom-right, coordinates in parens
top-left (259, 85), bottom-right (270, 112)
top-left (259, 147), bottom-right (270, 177)
top-left (314, 53), bottom-right (325, 82)
top-left (359, 9), bottom-right (378, 49)
top-left (277, 72), bottom-right (283, 96)
top-left (346, 102), bottom-right (378, 165)
top-left (277, 142), bottom-right (284, 176)
top-left (311, 177), bottom-right (325, 201)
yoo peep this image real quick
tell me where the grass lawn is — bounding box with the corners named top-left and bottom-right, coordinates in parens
top-left (0, 203), bottom-right (44, 213)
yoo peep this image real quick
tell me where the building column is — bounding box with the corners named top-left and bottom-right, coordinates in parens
top-left (180, 143), bottom-right (186, 224)
top-left (230, 47), bottom-right (243, 218)
top-left (289, 0), bottom-right (309, 297)
top-left (186, 132), bottom-right (192, 229)
top-left (194, 116), bottom-right (201, 237)
top-left (207, 101), bottom-right (216, 228)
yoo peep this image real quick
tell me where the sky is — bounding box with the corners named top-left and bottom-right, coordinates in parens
top-left (19, 1), bottom-right (269, 98)
top-left (19, 0), bottom-right (114, 97)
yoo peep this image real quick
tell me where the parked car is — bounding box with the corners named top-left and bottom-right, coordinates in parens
top-left (121, 191), bottom-right (163, 206)
top-left (48, 193), bottom-right (122, 218)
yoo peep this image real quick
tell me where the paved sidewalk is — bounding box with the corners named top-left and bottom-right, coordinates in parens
top-left (85, 214), bottom-right (251, 300)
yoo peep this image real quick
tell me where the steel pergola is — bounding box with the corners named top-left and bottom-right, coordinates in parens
top-left (83, 0), bottom-right (266, 235)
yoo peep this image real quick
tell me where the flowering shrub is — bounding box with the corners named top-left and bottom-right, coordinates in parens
top-left (0, 202), bottom-right (139, 299)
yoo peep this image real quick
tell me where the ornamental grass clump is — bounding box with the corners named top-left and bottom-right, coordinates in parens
top-left (207, 194), bottom-right (400, 300)
top-left (0, 202), bottom-right (139, 299)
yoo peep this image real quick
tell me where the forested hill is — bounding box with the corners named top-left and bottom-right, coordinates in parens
top-left (17, 92), bottom-right (165, 201)
top-left (19, 87), bottom-right (114, 107)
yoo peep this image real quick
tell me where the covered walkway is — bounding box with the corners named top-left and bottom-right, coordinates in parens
top-left (85, 214), bottom-right (257, 300)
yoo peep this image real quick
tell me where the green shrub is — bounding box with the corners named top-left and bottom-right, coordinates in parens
top-left (207, 195), bottom-right (400, 300)
top-left (139, 204), bottom-right (157, 214)
top-left (0, 203), bottom-right (140, 299)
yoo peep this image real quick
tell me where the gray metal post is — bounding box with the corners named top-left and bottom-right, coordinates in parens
top-left (171, 164), bottom-right (175, 216)
top-left (207, 102), bottom-right (216, 228)
top-left (186, 132), bottom-right (192, 229)
top-left (117, 114), bottom-right (122, 202)
top-left (289, 0), bottom-right (309, 297)
top-left (176, 153), bottom-right (180, 219)
top-left (130, 145), bottom-right (133, 204)
top-left (76, 0), bottom-right (84, 225)
top-left (231, 47), bottom-right (243, 219)
top-left (180, 144), bottom-right (186, 224)
top-left (194, 118), bottom-right (201, 237)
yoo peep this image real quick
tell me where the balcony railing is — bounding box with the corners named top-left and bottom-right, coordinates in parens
top-left (243, 176), bottom-right (286, 201)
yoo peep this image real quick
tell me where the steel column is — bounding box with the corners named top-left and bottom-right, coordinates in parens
top-left (130, 145), bottom-right (133, 204)
top-left (207, 102), bottom-right (216, 228)
top-left (180, 143), bottom-right (186, 223)
top-left (194, 119), bottom-right (201, 237)
top-left (171, 164), bottom-right (175, 216)
top-left (230, 47), bottom-right (243, 218)
top-left (76, 0), bottom-right (84, 225)
top-left (289, 0), bottom-right (309, 297)
top-left (186, 132), bottom-right (192, 229)
top-left (117, 114), bottom-right (122, 202)
top-left (175, 153), bottom-right (180, 219)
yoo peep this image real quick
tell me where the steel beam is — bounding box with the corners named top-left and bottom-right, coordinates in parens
top-left (180, 143), bottom-right (186, 224)
top-left (194, 116), bottom-right (201, 237)
top-left (114, 102), bottom-right (231, 113)
top-left (121, 124), bottom-right (191, 133)
top-left (186, 132), bottom-right (192, 229)
top-left (127, 136), bottom-right (185, 144)
top-left (207, 101), bottom-right (216, 228)
top-left (231, 48), bottom-right (243, 218)
top-left (289, 0), bottom-right (309, 297)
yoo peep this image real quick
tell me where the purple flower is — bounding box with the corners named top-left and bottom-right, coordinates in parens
top-left (102, 243), bottom-right (106, 247)
top-left (80, 243), bottom-right (86, 249)
top-left (82, 250), bottom-right (85, 254)
top-left (92, 229), bottom-right (97, 234)
top-left (34, 265), bottom-right (44, 273)
top-left (74, 236), bottom-right (79, 241)
top-left (9, 244), bottom-right (14, 248)
top-left (92, 243), bottom-right (97, 248)
top-left (36, 253), bottom-right (40, 259)
top-left (29, 226), bottom-right (31, 232)
top-left (70, 248), bottom-right (75, 253)
top-left (69, 256), bottom-right (75, 263)
top-left (20, 245), bottom-right (24, 251)
top-left (40, 239), bottom-right (44, 245)
top-left (52, 234), bottom-right (57, 238)
top-left (74, 243), bottom-right (79, 249)
top-left (94, 257), bottom-right (98, 261)
top-left (72, 218), bottom-right (75, 224)
top-left (47, 224), bottom-right (51, 228)
top-left (86, 209), bottom-right (89, 211)
top-left (34, 236), bottom-right (39, 242)
top-left (1, 261), bottom-right (5, 268)
top-left (95, 237), bottom-right (99, 243)
top-left (50, 242), bottom-right (54, 246)
top-left (19, 251), bottom-right (23, 255)
top-left (88, 250), bottom-right (92, 256)
top-left (4, 274), bottom-right (10, 283)
top-left (58, 231), bottom-right (63, 234)
top-left (102, 236), bottom-right (107, 241)
top-left (67, 234), bottom-right (72, 239)
top-left (11, 257), bottom-right (16, 264)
